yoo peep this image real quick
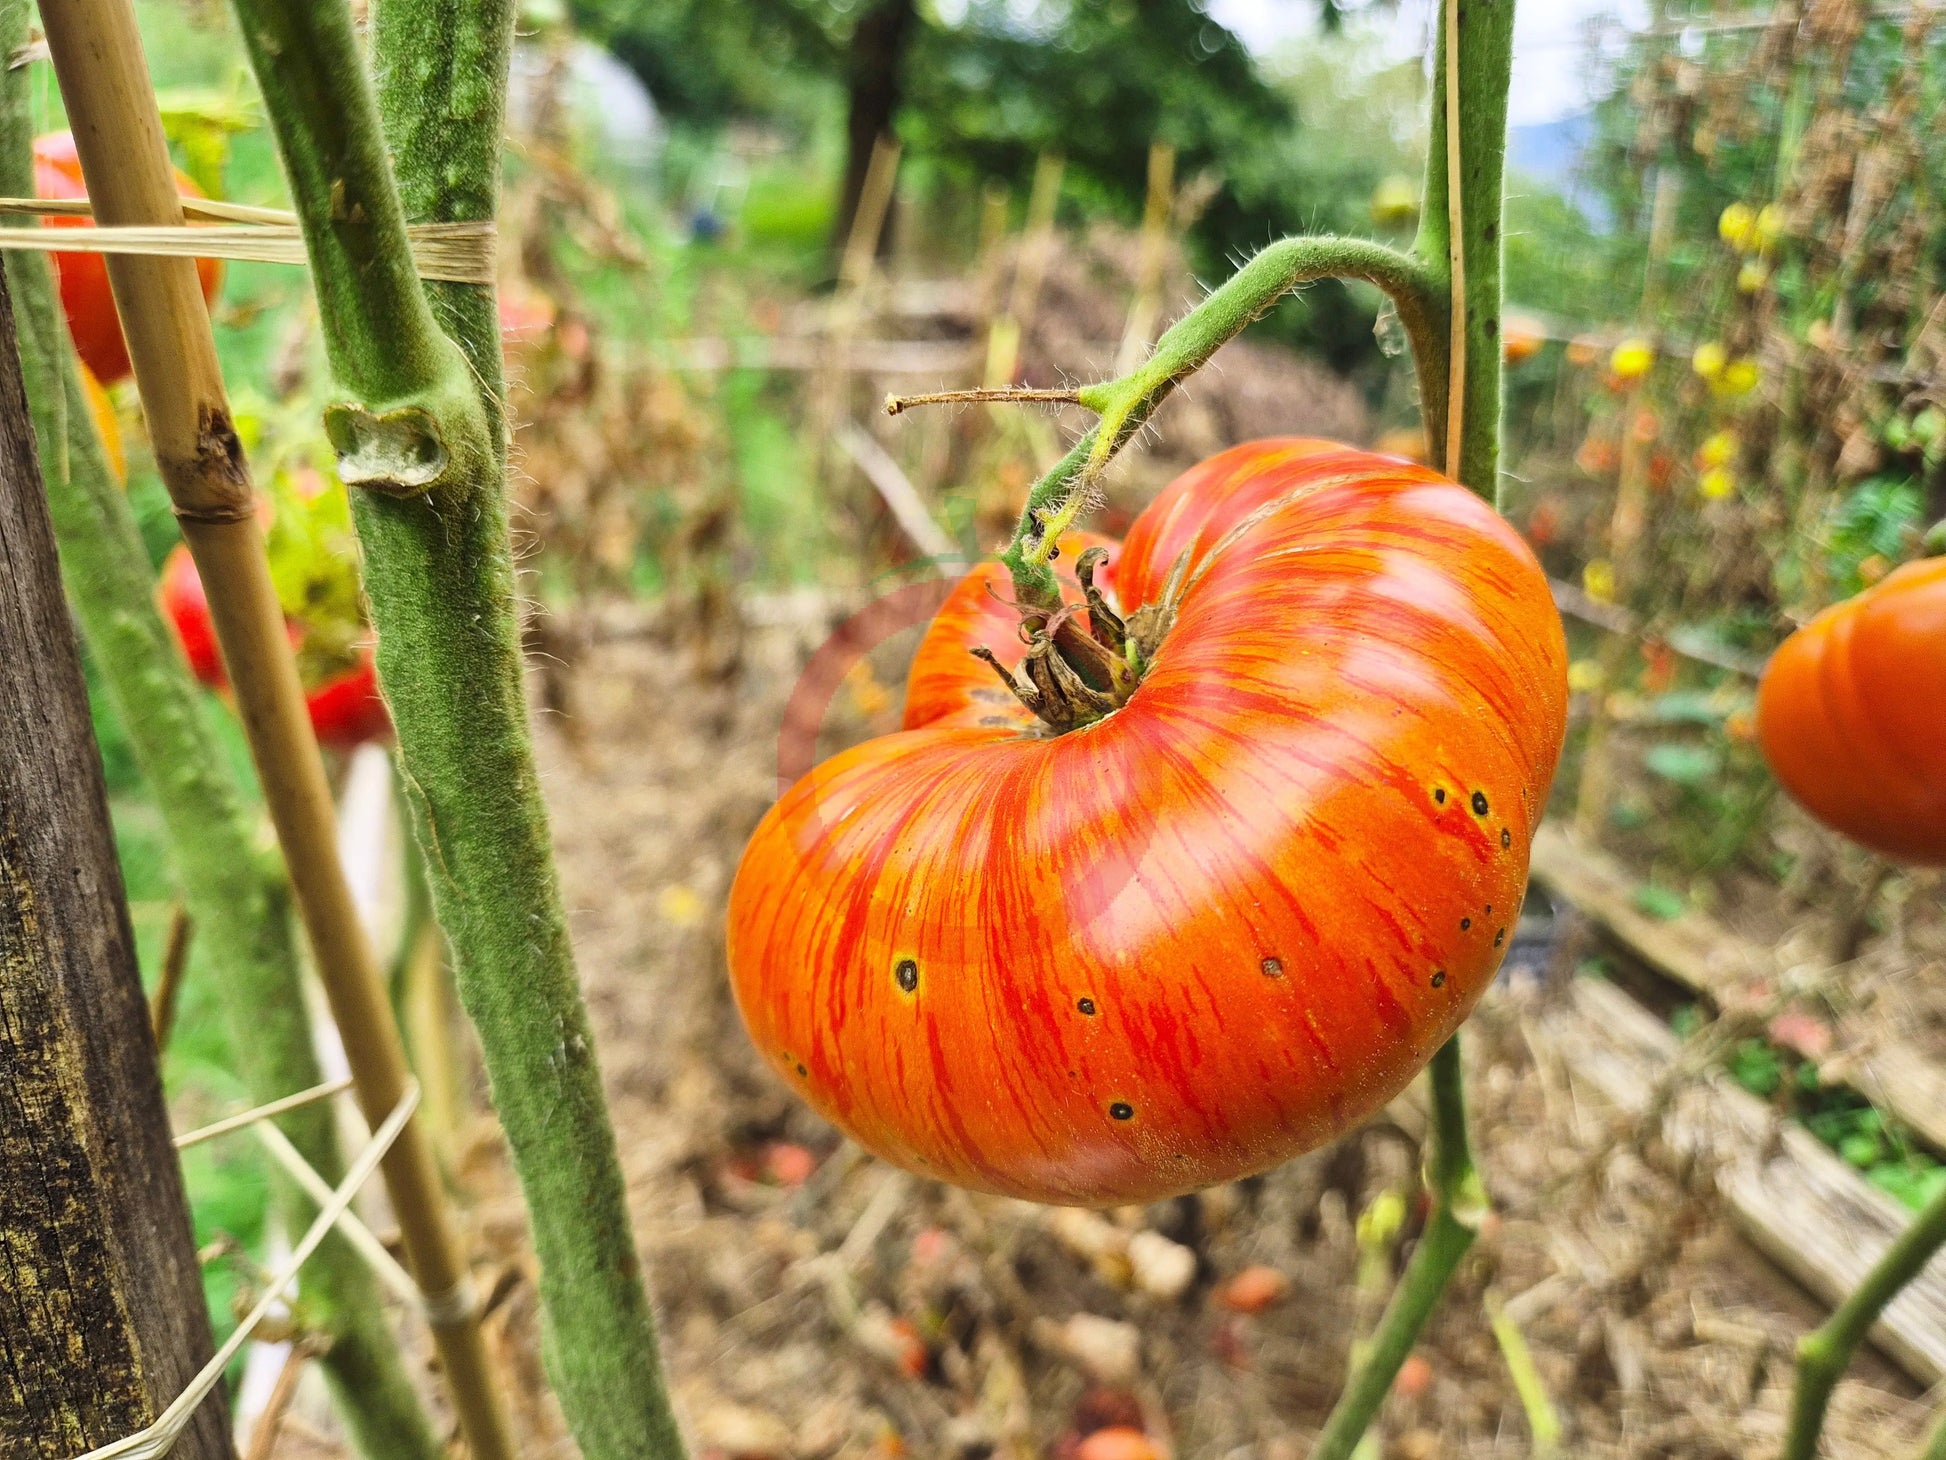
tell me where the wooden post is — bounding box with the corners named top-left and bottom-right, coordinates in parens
top-left (35, 3), bottom-right (514, 1455)
top-left (0, 263), bottom-right (231, 1456)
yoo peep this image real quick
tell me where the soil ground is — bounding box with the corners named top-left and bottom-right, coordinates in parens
top-left (368, 605), bottom-right (1938, 1460)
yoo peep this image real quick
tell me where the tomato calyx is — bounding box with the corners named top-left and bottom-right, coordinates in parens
top-left (972, 546), bottom-right (1188, 733)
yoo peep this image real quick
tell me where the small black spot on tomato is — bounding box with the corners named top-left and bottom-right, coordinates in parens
top-left (895, 958), bottom-right (919, 993)
top-left (1485, 904), bottom-right (1493, 915)
top-left (1501, 828), bottom-right (1512, 850)
top-left (1109, 1102), bottom-right (1135, 1121)
top-left (1461, 917), bottom-right (1472, 931)
top-left (1495, 928), bottom-right (1506, 947)
top-left (1261, 956), bottom-right (1284, 977)
top-left (796, 1063), bottom-right (808, 1077)
top-left (1077, 997), bottom-right (1097, 1016)
top-left (1434, 788), bottom-right (1447, 804)
top-left (1431, 970), bottom-right (1447, 989)
top-left (1471, 790), bottom-right (1490, 816)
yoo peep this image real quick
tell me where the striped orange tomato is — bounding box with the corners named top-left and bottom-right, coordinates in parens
top-left (1756, 557), bottom-right (1946, 864)
top-left (728, 440), bottom-right (1568, 1204)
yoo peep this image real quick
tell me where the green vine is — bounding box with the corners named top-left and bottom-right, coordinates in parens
top-left (996, 236), bottom-right (1442, 606)
top-left (229, 1), bottom-right (684, 1455)
top-left (1781, 1175), bottom-right (1946, 1460)
top-left (0, 6), bottom-right (439, 1455)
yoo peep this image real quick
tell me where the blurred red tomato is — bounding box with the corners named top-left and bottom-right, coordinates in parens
top-left (35, 132), bottom-right (223, 385)
top-left (159, 542), bottom-right (225, 687)
top-left (304, 652), bottom-right (391, 748)
top-left (158, 543), bottom-right (389, 747)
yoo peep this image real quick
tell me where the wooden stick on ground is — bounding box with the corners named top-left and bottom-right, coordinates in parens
top-left (36, 4), bottom-right (514, 1457)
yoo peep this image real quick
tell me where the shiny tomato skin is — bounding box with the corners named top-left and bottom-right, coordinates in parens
top-left (1113, 437), bottom-right (1360, 607)
top-left (160, 542), bottom-right (226, 687)
top-left (903, 531), bottom-right (1119, 734)
top-left (1756, 556), bottom-right (1946, 864)
top-left (35, 132), bottom-right (223, 385)
top-left (305, 652), bottom-right (392, 748)
top-left (728, 442), bottom-right (1567, 1205)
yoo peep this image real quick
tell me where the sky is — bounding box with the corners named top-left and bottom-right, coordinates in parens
top-left (1206, 0), bottom-right (1653, 127)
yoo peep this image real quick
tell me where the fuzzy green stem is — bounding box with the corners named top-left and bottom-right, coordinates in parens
top-left (1782, 1175), bottom-right (1946, 1460)
top-left (1000, 235), bottom-right (1440, 606)
top-left (229, 1), bottom-right (492, 499)
top-left (0, 12), bottom-right (438, 1457)
top-left (1412, 0), bottom-right (1515, 500)
top-left (230, 2), bottom-right (685, 1456)
top-left (1311, 1038), bottom-right (1484, 1460)
top-left (1921, 1405), bottom-right (1946, 1460)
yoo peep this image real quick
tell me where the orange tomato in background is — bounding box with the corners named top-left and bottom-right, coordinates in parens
top-left (728, 441), bottom-right (1568, 1204)
top-left (1501, 313), bottom-right (1544, 364)
top-left (79, 362), bottom-right (125, 483)
top-left (35, 131), bottom-right (223, 385)
top-left (1756, 557), bottom-right (1946, 864)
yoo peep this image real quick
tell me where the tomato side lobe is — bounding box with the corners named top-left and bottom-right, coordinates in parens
top-left (728, 443), bottom-right (1568, 1205)
top-left (1757, 557), bottom-right (1946, 864)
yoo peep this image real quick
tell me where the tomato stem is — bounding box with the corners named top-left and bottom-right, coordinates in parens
top-left (1310, 1037), bottom-right (1484, 1460)
top-left (0, 10), bottom-right (443, 1451)
top-left (1780, 1173), bottom-right (1946, 1460)
top-left (237, 1), bottom-right (686, 1455)
top-left (997, 235), bottom-right (1441, 609)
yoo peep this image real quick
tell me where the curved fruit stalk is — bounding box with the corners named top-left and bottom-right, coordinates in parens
top-left (729, 442), bottom-right (1567, 1205)
top-left (34, 130), bottom-right (222, 385)
top-left (1756, 556), bottom-right (1946, 865)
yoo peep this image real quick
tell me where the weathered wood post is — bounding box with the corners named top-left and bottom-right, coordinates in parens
top-left (0, 259), bottom-right (233, 1456)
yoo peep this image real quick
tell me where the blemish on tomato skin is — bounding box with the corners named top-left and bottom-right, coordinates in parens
top-left (895, 957), bottom-right (919, 993)
top-left (1261, 956), bottom-right (1284, 977)
top-left (1109, 1101), bottom-right (1135, 1121)
top-left (1431, 970), bottom-right (1447, 988)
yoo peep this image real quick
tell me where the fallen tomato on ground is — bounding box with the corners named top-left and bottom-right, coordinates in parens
top-left (729, 439), bottom-right (1568, 1205)
top-left (35, 131), bottom-right (223, 385)
top-left (1756, 555), bottom-right (1946, 864)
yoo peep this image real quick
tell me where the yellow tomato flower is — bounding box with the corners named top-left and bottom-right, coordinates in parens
top-left (1755, 203), bottom-right (1784, 250)
top-left (1691, 341), bottom-right (1727, 379)
top-left (1568, 659), bottom-right (1605, 693)
top-left (1737, 259), bottom-right (1770, 294)
top-left (1698, 465), bottom-right (1736, 500)
top-left (1583, 558), bottom-right (1617, 603)
top-left (1718, 201), bottom-right (1757, 252)
top-left (1714, 358), bottom-right (1761, 398)
top-left (1697, 429), bottom-right (1739, 468)
top-left (1610, 338), bottom-right (1654, 380)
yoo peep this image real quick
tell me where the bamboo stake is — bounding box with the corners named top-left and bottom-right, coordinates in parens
top-left (1113, 141), bottom-right (1175, 375)
top-left (36, 6), bottom-right (514, 1459)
